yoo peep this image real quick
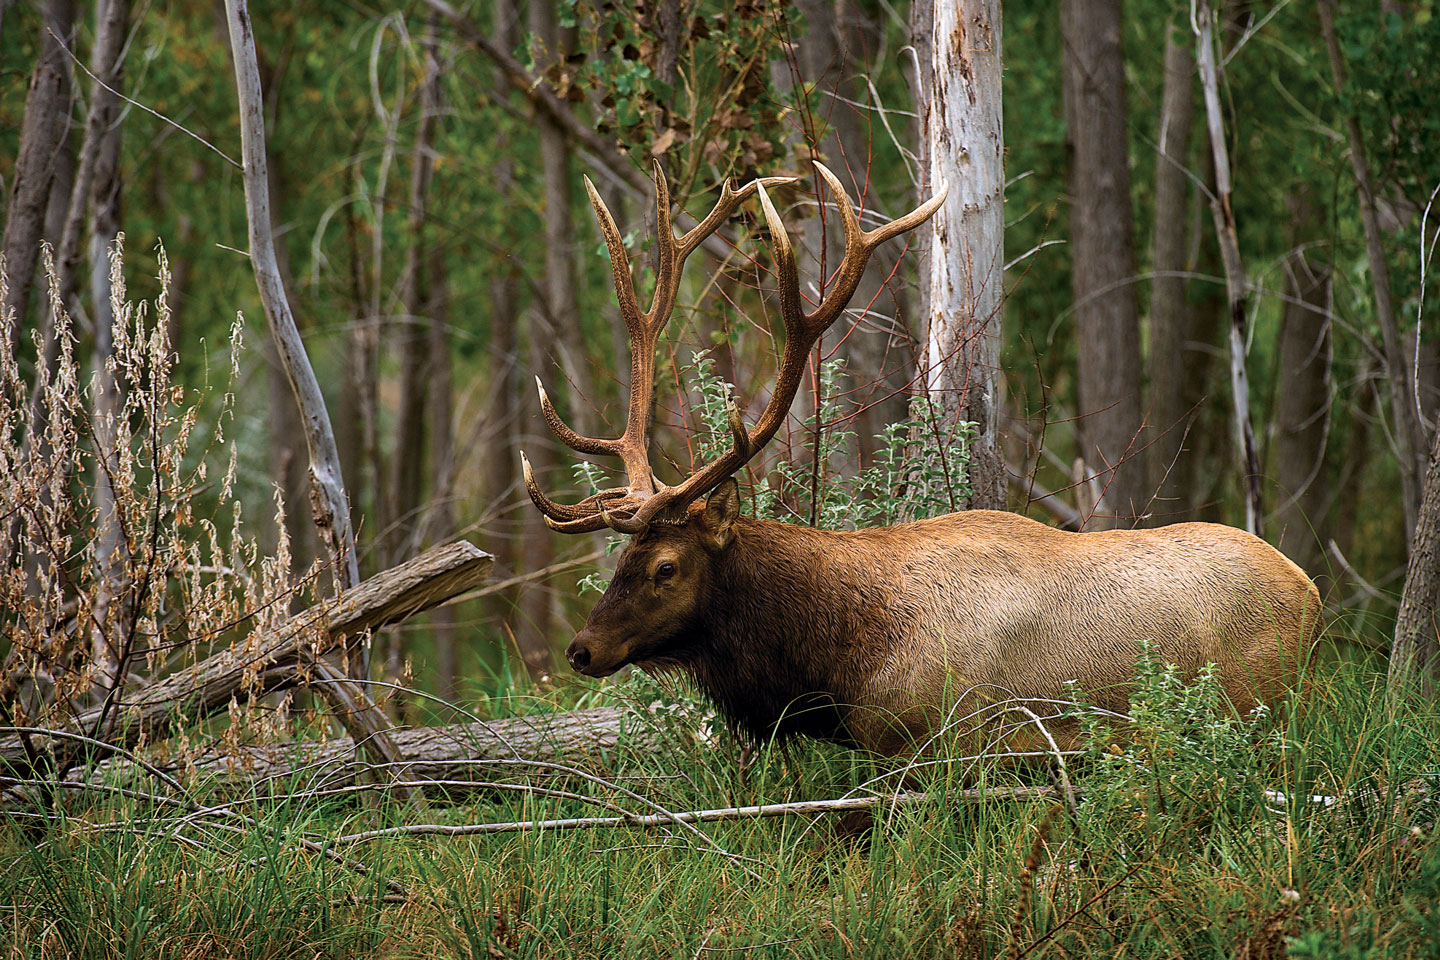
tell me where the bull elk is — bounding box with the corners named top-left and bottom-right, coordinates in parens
top-left (523, 161), bottom-right (1320, 758)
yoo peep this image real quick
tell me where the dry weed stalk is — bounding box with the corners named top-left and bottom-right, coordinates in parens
top-left (1, 243), bottom-right (321, 776)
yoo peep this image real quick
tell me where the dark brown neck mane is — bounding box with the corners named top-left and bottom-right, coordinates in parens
top-left (659, 517), bottom-right (894, 747)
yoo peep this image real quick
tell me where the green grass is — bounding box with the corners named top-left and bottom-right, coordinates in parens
top-left (4, 653), bottom-right (1439, 959)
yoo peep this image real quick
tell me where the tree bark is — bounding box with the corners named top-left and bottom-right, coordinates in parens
top-left (1147, 22), bottom-right (1197, 524)
top-left (1270, 188), bottom-right (1332, 581)
top-left (911, 0), bottom-right (1005, 511)
top-left (1316, 0), bottom-right (1424, 540)
top-left (1194, 0), bottom-right (1262, 535)
top-left (1392, 422), bottom-right (1440, 699)
top-left (1061, 0), bottom-right (1145, 528)
top-left (1, 0), bottom-right (75, 350)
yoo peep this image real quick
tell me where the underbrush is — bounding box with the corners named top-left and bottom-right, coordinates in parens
top-left (3, 653), bottom-right (1438, 959)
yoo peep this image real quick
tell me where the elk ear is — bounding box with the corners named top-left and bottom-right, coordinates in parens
top-left (699, 478), bottom-right (741, 551)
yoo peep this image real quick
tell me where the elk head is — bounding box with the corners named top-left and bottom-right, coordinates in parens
top-left (522, 161), bottom-right (946, 677)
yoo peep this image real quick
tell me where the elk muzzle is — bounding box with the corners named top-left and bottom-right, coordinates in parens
top-left (565, 628), bottom-right (627, 678)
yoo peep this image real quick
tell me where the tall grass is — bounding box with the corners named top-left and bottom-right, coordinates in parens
top-left (4, 655), bottom-right (1438, 959)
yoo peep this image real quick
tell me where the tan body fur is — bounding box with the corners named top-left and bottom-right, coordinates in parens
top-left (567, 487), bottom-right (1322, 758)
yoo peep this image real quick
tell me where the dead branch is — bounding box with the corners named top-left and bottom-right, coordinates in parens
top-left (333, 786), bottom-right (1062, 841)
top-left (0, 541), bottom-right (492, 770)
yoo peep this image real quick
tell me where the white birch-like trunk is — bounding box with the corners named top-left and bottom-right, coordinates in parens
top-left (1194, 0), bottom-right (1262, 535)
top-left (913, 0), bottom-right (1005, 510)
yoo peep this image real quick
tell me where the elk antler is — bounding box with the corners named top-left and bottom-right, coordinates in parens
top-left (523, 161), bottom-right (796, 533)
top-left (525, 161), bottom-right (947, 534)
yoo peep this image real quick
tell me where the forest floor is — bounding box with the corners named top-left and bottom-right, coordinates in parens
top-left (3, 648), bottom-right (1439, 960)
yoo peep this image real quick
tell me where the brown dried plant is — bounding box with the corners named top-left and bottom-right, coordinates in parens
top-left (0, 240), bottom-right (317, 774)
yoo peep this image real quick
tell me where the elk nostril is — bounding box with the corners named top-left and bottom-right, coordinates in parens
top-left (567, 642), bottom-right (591, 672)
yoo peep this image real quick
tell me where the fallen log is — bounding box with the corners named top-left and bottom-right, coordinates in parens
top-left (0, 705), bottom-right (675, 807)
top-left (1, 541), bottom-right (492, 770)
top-left (136, 706), bottom-right (670, 797)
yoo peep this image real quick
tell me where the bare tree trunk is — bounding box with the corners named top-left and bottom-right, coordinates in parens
top-left (1148, 22), bottom-right (1196, 524)
top-left (1316, 0), bottom-right (1424, 540)
top-left (1392, 422), bottom-right (1440, 700)
top-left (911, 0), bottom-right (1005, 510)
top-left (1270, 187), bottom-right (1332, 581)
top-left (1194, 0), bottom-right (1263, 536)
top-left (1061, 0), bottom-right (1145, 528)
top-left (222, 0), bottom-right (360, 625)
top-left (1, 0), bottom-right (75, 349)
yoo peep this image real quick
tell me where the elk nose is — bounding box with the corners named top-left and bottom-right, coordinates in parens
top-left (566, 638), bottom-right (591, 673)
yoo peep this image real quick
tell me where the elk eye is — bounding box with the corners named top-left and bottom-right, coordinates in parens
top-left (656, 562), bottom-right (677, 581)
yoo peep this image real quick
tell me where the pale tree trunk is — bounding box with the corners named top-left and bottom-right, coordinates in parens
top-left (1269, 187), bottom-right (1332, 583)
top-left (1061, 0), bottom-right (1145, 528)
top-left (2, 0), bottom-right (75, 348)
top-left (910, 0), bottom-right (1005, 511)
top-left (1392, 422), bottom-right (1440, 700)
top-left (1317, 0), bottom-right (1424, 540)
top-left (225, 0), bottom-right (420, 779)
top-left (1194, 0), bottom-right (1262, 535)
top-left (1410, 336), bottom-right (1439, 431)
top-left (1147, 22), bottom-right (1197, 524)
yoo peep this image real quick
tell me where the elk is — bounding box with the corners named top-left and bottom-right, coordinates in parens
top-left (523, 161), bottom-right (1321, 759)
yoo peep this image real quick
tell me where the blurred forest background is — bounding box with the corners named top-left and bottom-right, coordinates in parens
top-left (3, 0), bottom-right (1438, 700)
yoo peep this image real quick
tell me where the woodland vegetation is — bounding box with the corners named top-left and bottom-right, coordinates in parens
top-left (3, 0), bottom-right (1440, 956)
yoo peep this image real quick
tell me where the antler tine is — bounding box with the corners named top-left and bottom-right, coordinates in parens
top-left (675, 175), bottom-right (799, 260)
top-left (584, 175), bottom-right (645, 339)
top-left (522, 451), bottom-right (636, 529)
top-left (806, 162), bottom-right (949, 331)
top-left (813, 162), bottom-right (863, 254)
top-left (535, 376), bottom-right (616, 456)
